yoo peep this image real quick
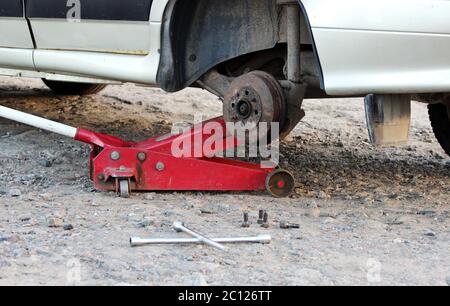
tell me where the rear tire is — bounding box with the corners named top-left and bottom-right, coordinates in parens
top-left (42, 79), bottom-right (107, 95)
top-left (428, 103), bottom-right (450, 157)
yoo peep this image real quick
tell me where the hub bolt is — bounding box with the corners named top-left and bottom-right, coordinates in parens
top-left (280, 221), bottom-right (300, 229)
top-left (241, 212), bottom-right (251, 228)
top-left (257, 210), bottom-right (265, 225)
top-left (261, 212), bottom-right (270, 229)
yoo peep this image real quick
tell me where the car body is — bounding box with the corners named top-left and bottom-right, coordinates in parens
top-left (1, 0), bottom-right (449, 93)
top-left (1, 0), bottom-right (450, 156)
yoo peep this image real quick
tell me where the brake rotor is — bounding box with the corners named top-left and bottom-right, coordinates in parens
top-left (223, 71), bottom-right (287, 134)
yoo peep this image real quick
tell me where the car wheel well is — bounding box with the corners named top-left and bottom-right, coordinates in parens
top-left (157, 0), bottom-right (323, 93)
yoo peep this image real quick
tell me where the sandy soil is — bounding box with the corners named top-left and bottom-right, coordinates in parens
top-left (0, 77), bottom-right (449, 286)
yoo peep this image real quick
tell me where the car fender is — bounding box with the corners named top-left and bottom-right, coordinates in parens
top-left (301, 0), bottom-right (450, 95)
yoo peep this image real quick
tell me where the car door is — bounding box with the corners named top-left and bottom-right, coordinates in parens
top-left (26, 0), bottom-right (168, 84)
top-left (0, 0), bottom-right (35, 70)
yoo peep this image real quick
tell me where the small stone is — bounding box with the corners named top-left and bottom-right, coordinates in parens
top-left (361, 197), bottom-right (373, 204)
top-left (0, 236), bottom-right (9, 243)
top-left (434, 153), bottom-right (445, 160)
top-left (20, 174), bottom-right (37, 183)
top-left (9, 189), bottom-right (21, 197)
top-left (38, 159), bottom-right (52, 168)
top-left (200, 208), bottom-right (215, 214)
top-left (53, 210), bottom-right (66, 219)
top-left (317, 191), bottom-right (327, 199)
top-left (191, 274), bottom-right (208, 286)
top-left (335, 225), bottom-right (353, 232)
top-left (47, 217), bottom-right (64, 228)
top-left (388, 193), bottom-right (399, 200)
top-left (38, 193), bottom-right (53, 201)
top-left (1, 132), bottom-right (11, 138)
top-left (137, 218), bottom-right (152, 228)
top-left (323, 217), bottom-right (336, 224)
top-left (417, 210), bottom-right (436, 217)
top-left (19, 216), bottom-right (31, 222)
top-left (63, 224), bottom-right (74, 231)
top-left (424, 229), bottom-right (436, 237)
top-left (89, 199), bottom-right (100, 207)
top-left (144, 193), bottom-right (156, 201)
top-left (199, 203), bottom-right (231, 214)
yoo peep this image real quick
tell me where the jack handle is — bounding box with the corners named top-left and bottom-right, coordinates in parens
top-left (0, 105), bottom-right (131, 148)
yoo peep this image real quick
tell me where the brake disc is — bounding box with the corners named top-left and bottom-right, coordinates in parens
top-left (223, 71), bottom-right (286, 135)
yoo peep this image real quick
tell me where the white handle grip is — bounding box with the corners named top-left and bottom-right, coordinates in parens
top-left (0, 105), bottom-right (77, 138)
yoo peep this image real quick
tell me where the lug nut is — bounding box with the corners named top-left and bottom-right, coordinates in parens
top-left (257, 210), bottom-right (265, 225)
top-left (261, 212), bottom-right (270, 228)
top-left (241, 212), bottom-right (250, 228)
top-left (280, 221), bottom-right (300, 229)
top-left (110, 151), bottom-right (121, 161)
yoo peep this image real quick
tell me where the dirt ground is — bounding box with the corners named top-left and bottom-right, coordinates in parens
top-left (0, 77), bottom-right (449, 286)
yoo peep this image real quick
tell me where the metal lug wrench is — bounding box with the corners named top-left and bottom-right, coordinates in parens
top-left (130, 234), bottom-right (271, 247)
top-left (173, 221), bottom-right (226, 251)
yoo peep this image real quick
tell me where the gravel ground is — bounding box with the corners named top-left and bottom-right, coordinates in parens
top-left (0, 77), bottom-right (449, 286)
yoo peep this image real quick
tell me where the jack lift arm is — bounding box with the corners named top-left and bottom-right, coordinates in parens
top-left (0, 105), bottom-right (295, 198)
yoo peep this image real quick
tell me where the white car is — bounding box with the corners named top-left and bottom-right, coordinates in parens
top-left (1, 0), bottom-right (449, 156)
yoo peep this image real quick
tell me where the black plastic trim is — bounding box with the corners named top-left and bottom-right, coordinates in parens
top-left (0, 0), bottom-right (23, 17)
top-left (26, 0), bottom-right (153, 21)
top-left (296, 0), bottom-right (325, 91)
top-left (157, 0), bottom-right (325, 93)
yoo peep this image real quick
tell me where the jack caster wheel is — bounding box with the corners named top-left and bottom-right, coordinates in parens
top-left (265, 169), bottom-right (295, 198)
top-left (117, 179), bottom-right (131, 198)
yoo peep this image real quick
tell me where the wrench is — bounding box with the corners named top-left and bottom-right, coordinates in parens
top-left (130, 234), bottom-right (272, 247)
top-left (173, 221), bottom-right (226, 251)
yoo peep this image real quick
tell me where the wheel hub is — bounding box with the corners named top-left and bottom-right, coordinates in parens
top-left (229, 87), bottom-right (262, 124)
top-left (236, 99), bottom-right (252, 119)
top-left (224, 71), bottom-right (286, 132)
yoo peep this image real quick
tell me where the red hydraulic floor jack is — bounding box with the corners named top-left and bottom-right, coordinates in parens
top-left (0, 106), bottom-right (295, 198)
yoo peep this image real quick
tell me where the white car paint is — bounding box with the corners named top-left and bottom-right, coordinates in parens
top-left (0, 18), bottom-right (34, 49)
top-left (0, 48), bottom-right (34, 71)
top-left (29, 19), bottom-right (152, 55)
top-left (301, 0), bottom-right (450, 95)
top-left (30, 0), bottom-right (169, 85)
top-left (0, 16), bottom-right (35, 71)
top-left (1, 0), bottom-right (450, 96)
